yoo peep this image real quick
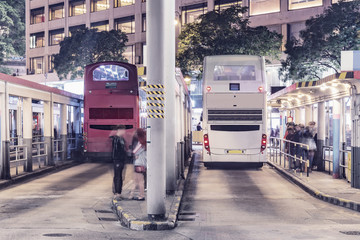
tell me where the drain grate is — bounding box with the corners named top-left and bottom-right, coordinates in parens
top-left (340, 231), bottom-right (360, 236)
top-left (98, 217), bottom-right (119, 222)
top-left (95, 210), bottom-right (113, 214)
top-left (178, 212), bottom-right (196, 221)
top-left (43, 233), bottom-right (72, 237)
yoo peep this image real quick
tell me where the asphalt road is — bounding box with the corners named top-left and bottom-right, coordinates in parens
top-left (0, 152), bottom-right (359, 240)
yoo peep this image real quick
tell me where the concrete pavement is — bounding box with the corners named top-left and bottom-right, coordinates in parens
top-left (268, 161), bottom-right (360, 212)
top-left (111, 154), bottom-right (194, 230)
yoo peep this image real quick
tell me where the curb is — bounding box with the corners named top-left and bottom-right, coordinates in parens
top-left (112, 153), bottom-right (195, 231)
top-left (0, 160), bottom-right (81, 190)
top-left (268, 161), bottom-right (360, 213)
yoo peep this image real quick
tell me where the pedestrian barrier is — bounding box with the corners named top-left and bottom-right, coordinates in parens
top-left (32, 141), bottom-right (48, 168)
top-left (53, 139), bottom-right (64, 161)
top-left (9, 145), bottom-right (27, 176)
top-left (268, 137), bottom-right (311, 178)
top-left (322, 145), bottom-right (351, 182)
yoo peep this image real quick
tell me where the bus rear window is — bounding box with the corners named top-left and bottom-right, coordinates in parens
top-left (93, 64), bottom-right (129, 81)
top-left (89, 108), bottom-right (133, 119)
top-left (214, 65), bottom-right (256, 81)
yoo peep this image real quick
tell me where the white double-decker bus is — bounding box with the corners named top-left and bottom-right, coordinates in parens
top-left (202, 55), bottom-right (267, 168)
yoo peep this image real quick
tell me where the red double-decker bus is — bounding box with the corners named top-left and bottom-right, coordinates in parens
top-left (83, 61), bottom-right (139, 159)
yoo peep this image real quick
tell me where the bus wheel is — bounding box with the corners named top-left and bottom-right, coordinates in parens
top-left (256, 163), bottom-right (264, 169)
top-left (204, 162), bottom-right (210, 168)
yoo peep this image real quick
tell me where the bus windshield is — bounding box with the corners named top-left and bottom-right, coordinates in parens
top-left (213, 65), bottom-right (256, 81)
top-left (93, 64), bottom-right (129, 81)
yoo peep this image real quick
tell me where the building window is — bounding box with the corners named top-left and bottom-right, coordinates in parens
top-left (181, 3), bottom-right (207, 25)
top-left (115, 16), bottom-right (135, 34)
top-left (124, 45), bottom-right (134, 64)
top-left (49, 3), bottom-right (64, 21)
top-left (142, 14), bottom-right (146, 32)
top-left (91, 0), bottom-right (109, 12)
top-left (30, 32), bottom-right (45, 48)
top-left (215, 0), bottom-right (242, 11)
top-left (91, 20), bottom-right (109, 31)
top-left (49, 29), bottom-right (65, 46)
top-left (114, 0), bottom-right (135, 8)
top-left (30, 7), bottom-right (45, 24)
top-left (249, 0), bottom-right (280, 15)
top-left (288, 0), bottom-right (322, 10)
top-left (30, 57), bottom-right (44, 74)
top-left (69, 0), bottom-right (86, 16)
top-left (69, 24), bottom-right (86, 37)
top-left (48, 55), bottom-right (55, 73)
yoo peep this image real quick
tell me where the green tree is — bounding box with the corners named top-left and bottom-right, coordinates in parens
top-left (281, 1), bottom-right (360, 82)
top-left (4, 0), bottom-right (25, 56)
top-left (177, 6), bottom-right (283, 74)
top-left (53, 28), bottom-right (128, 80)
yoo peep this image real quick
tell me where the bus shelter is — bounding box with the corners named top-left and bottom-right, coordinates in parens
top-left (268, 71), bottom-right (360, 189)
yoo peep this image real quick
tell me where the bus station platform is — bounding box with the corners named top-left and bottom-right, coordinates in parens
top-left (268, 161), bottom-right (360, 213)
top-left (111, 153), bottom-right (194, 231)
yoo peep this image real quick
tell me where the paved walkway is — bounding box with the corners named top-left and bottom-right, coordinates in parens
top-left (111, 155), bottom-right (193, 230)
top-left (268, 161), bottom-right (360, 212)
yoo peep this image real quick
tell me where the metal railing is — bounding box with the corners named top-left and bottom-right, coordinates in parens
top-left (268, 137), bottom-right (311, 178)
top-left (9, 145), bottom-right (28, 176)
top-left (322, 145), bottom-right (351, 181)
top-left (53, 139), bottom-right (64, 161)
top-left (32, 141), bottom-right (48, 168)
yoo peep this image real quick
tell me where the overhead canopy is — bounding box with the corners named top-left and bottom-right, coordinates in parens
top-left (268, 71), bottom-right (360, 109)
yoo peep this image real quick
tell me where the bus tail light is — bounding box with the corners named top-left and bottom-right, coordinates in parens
top-left (258, 86), bottom-right (263, 92)
top-left (204, 134), bottom-right (210, 153)
top-left (261, 134), bottom-right (267, 152)
top-left (206, 86), bottom-right (211, 92)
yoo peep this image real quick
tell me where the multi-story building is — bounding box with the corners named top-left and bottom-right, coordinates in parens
top-left (23, 0), bottom-right (339, 88)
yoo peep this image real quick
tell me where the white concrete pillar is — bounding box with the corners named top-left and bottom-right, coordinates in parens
top-left (60, 104), bottom-right (67, 161)
top-left (146, 0), bottom-right (168, 220)
top-left (0, 84), bottom-right (10, 179)
top-left (333, 99), bottom-right (341, 178)
top-left (305, 105), bottom-right (312, 126)
top-left (317, 101), bottom-right (326, 171)
top-left (23, 97), bottom-right (33, 172)
top-left (294, 108), bottom-right (301, 124)
top-left (44, 100), bottom-right (54, 165)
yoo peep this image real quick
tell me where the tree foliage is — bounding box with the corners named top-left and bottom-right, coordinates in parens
top-left (53, 28), bottom-right (128, 80)
top-left (176, 6), bottom-right (283, 74)
top-left (280, 1), bottom-right (360, 81)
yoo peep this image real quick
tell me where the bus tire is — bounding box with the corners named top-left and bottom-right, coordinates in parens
top-left (256, 163), bottom-right (264, 168)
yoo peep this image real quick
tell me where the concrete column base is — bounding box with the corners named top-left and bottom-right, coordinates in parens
top-left (23, 138), bottom-right (32, 172)
top-left (1, 141), bottom-right (11, 179)
top-left (316, 139), bottom-right (325, 171)
top-left (45, 136), bottom-right (54, 166)
top-left (61, 134), bottom-right (67, 161)
top-left (351, 146), bottom-right (360, 189)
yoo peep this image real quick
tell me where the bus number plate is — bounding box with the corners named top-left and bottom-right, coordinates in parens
top-left (227, 150), bottom-right (244, 154)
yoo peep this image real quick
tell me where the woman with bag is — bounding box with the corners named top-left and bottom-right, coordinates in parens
top-left (129, 128), bottom-right (147, 201)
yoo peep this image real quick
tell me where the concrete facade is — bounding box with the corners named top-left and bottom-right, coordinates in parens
top-left (25, 0), bottom-right (335, 83)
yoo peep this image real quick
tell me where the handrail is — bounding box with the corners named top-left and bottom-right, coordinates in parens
top-left (322, 145), bottom-right (351, 180)
top-left (32, 141), bottom-right (48, 168)
top-left (269, 137), bottom-right (311, 177)
top-left (9, 145), bottom-right (28, 176)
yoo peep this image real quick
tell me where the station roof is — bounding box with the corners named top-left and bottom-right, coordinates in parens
top-left (268, 71), bottom-right (360, 109)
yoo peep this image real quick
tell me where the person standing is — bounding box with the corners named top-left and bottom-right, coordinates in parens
top-left (129, 128), bottom-right (147, 201)
top-left (110, 125), bottom-right (128, 200)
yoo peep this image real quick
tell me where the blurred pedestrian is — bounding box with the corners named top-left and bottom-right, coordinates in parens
top-left (129, 128), bottom-right (147, 201)
top-left (110, 125), bottom-right (128, 200)
top-left (303, 126), bottom-right (317, 171)
top-left (196, 122), bottom-right (202, 131)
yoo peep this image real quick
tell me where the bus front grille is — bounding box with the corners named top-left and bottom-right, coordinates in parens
top-left (208, 109), bottom-right (262, 121)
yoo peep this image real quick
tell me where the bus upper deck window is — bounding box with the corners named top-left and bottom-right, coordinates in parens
top-left (93, 64), bottom-right (129, 81)
top-left (213, 65), bottom-right (256, 81)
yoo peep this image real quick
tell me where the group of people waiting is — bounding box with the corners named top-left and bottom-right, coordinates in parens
top-left (284, 121), bottom-right (317, 172)
top-left (110, 125), bottom-right (147, 201)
